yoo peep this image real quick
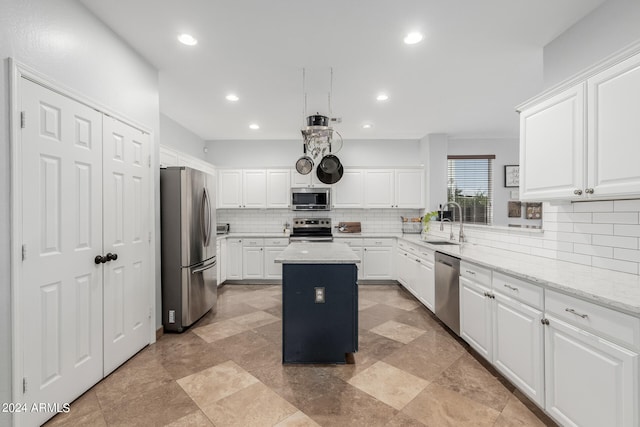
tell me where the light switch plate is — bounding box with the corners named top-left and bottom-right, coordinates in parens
top-left (314, 287), bottom-right (325, 303)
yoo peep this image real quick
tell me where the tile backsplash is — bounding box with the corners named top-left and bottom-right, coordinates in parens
top-left (428, 199), bottom-right (640, 275)
top-left (216, 208), bottom-right (422, 234)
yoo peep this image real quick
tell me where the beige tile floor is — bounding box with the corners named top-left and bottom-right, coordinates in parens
top-left (45, 284), bottom-right (557, 427)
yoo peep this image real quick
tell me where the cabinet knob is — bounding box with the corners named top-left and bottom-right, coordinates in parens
top-left (585, 188), bottom-right (594, 194)
top-left (573, 189), bottom-right (583, 195)
top-left (540, 318), bottom-right (550, 325)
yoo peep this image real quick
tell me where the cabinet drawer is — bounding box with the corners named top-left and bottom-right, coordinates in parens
top-left (546, 289), bottom-right (640, 350)
top-left (264, 238), bottom-right (289, 247)
top-left (416, 247), bottom-right (434, 263)
top-left (364, 238), bottom-right (394, 247)
top-left (460, 261), bottom-right (492, 286)
top-left (338, 238), bottom-right (363, 247)
top-left (493, 272), bottom-right (543, 310)
top-left (397, 240), bottom-right (410, 251)
top-left (242, 238), bottom-right (265, 247)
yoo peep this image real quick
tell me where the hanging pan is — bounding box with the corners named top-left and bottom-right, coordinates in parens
top-left (316, 155), bottom-right (344, 184)
top-left (295, 144), bottom-right (313, 175)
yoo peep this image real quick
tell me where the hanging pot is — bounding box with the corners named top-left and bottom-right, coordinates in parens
top-left (316, 155), bottom-right (344, 184)
top-left (306, 114), bottom-right (329, 127)
top-left (295, 144), bottom-right (313, 175)
top-left (318, 154), bottom-right (341, 174)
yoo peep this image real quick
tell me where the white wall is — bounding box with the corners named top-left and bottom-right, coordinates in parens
top-left (206, 139), bottom-right (422, 168)
top-left (160, 113), bottom-right (207, 160)
top-left (543, 0), bottom-right (640, 87)
top-left (0, 0), bottom-right (160, 420)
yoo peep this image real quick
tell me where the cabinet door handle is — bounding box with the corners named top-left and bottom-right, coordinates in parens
top-left (503, 284), bottom-right (518, 291)
top-left (573, 189), bottom-right (583, 195)
top-left (540, 318), bottom-right (549, 325)
top-left (565, 308), bottom-right (588, 319)
top-left (585, 188), bottom-right (594, 194)
top-left (466, 270), bottom-right (476, 275)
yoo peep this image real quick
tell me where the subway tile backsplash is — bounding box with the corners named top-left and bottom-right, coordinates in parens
top-left (216, 208), bottom-right (422, 234)
top-left (218, 199), bottom-right (640, 276)
top-left (427, 199), bottom-right (640, 275)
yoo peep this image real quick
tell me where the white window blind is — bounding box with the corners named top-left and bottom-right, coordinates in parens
top-left (447, 155), bottom-right (494, 225)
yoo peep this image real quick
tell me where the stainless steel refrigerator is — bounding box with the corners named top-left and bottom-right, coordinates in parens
top-left (160, 166), bottom-right (217, 332)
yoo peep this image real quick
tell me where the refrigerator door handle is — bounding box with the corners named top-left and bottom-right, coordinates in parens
top-left (202, 187), bottom-right (212, 247)
top-left (191, 258), bottom-right (216, 274)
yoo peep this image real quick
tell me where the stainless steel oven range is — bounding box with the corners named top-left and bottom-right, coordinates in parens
top-left (289, 218), bottom-right (333, 242)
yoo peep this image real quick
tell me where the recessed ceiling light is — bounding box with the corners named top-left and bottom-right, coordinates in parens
top-left (177, 34), bottom-right (198, 46)
top-left (403, 32), bottom-right (424, 45)
top-left (225, 94), bottom-right (239, 102)
top-left (362, 123), bottom-right (373, 129)
top-left (376, 94), bottom-right (389, 101)
top-left (249, 123), bottom-right (260, 130)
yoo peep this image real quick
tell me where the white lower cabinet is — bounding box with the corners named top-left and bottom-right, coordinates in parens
top-left (459, 266), bottom-right (545, 407)
top-left (363, 246), bottom-right (394, 279)
top-left (492, 291), bottom-right (544, 407)
top-left (543, 290), bottom-right (639, 427)
top-left (459, 275), bottom-right (493, 361)
top-left (242, 246), bottom-right (264, 279)
top-left (220, 238), bottom-right (227, 284)
top-left (226, 239), bottom-right (243, 280)
top-left (395, 240), bottom-right (434, 313)
top-left (263, 238), bottom-right (289, 279)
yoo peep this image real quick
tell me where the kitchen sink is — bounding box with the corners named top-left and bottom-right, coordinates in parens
top-left (423, 240), bottom-right (460, 245)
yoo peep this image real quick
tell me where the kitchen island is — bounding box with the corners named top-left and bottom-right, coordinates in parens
top-left (275, 242), bottom-right (360, 364)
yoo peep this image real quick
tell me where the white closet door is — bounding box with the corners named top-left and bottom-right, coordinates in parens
top-left (20, 78), bottom-right (104, 426)
top-left (102, 117), bottom-right (151, 375)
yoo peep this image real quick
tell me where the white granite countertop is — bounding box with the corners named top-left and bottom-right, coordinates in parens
top-left (333, 233), bottom-right (402, 238)
top-left (217, 232), bottom-right (290, 240)
top-left (399, 234), bottom-right (640, 316)
top-left (275, 242), bottom-right (361, 264)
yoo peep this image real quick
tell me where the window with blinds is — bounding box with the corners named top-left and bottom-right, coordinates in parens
top-left (447, 155), bottom-right (494, 225)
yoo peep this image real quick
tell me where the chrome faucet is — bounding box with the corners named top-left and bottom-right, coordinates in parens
top-left (441, 218), bottom-right (454, 240)
top-left (444, 201), bottom-right (465, 243)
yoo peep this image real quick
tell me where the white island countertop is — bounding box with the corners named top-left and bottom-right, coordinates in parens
top-left (275, 242), bottom-right (361, 264)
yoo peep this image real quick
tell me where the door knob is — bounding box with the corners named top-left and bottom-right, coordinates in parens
top-left (94, 255), bottom-right (107, 264)
top-left (106, 253), bottom-right (118, 261)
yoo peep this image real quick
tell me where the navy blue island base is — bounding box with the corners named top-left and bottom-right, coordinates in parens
top-left (282, 263), bottom-right (358, 364)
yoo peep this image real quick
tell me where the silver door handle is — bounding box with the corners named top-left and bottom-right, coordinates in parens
top-left (503, 284), bottom-right (518, 291)
top-left (565, 308), bottom-right (588, 319)
top-left (192, 259), bottom-right (217, 274)
top-left (465, 270), bottom-right (476, 275)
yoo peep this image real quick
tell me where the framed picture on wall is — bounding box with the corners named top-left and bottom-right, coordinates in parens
top-left (526, 202), bottom-right (542, 220)
top-left (508, 201), bottom-right (522, 218)
top-left (504, 165), bottom-right (519, 187)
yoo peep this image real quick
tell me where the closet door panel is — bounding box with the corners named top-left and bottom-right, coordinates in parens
top-left (103, 117), bottom-right (151, 375)
top-left (20, 78), bottom-right (104, 426)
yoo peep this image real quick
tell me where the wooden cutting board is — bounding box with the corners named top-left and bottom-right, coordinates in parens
top-left (338, 222), bottom-right (361, 233)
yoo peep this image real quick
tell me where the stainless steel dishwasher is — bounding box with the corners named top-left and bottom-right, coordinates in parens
top-left (435, 252), bottom-right (461, 335)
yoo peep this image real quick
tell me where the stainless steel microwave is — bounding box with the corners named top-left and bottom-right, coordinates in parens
top-left (291, 187), bottom-right (331, 211)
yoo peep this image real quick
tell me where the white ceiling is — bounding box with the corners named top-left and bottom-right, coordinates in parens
top-left (80, 0), bottom-right (605, 141)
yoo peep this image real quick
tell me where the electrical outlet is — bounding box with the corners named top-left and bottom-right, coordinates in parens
top-left (314, 287), bottom-right (325, 303)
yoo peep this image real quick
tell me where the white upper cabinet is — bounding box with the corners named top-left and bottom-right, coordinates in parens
top-left (587, 53), bottom-right (640, 198)
top-left (519, 49), bottom-right (640, 201)
top-left (333, 169), bottom-right (364, 208)
top-left (519, 84), bottom-right (585, 201)
top-left (218, 169), bottom-right (267, 208)
top-left (242, 170), bottom-right (267, 208)
top-left (218, 169), bottom-right (244, 208)
top-left (266, 169), bottom-right (290, 208)
top-left (364, 169), bottom-right (395, 208)
top-left (395, 169), bottom-right (424, 208)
